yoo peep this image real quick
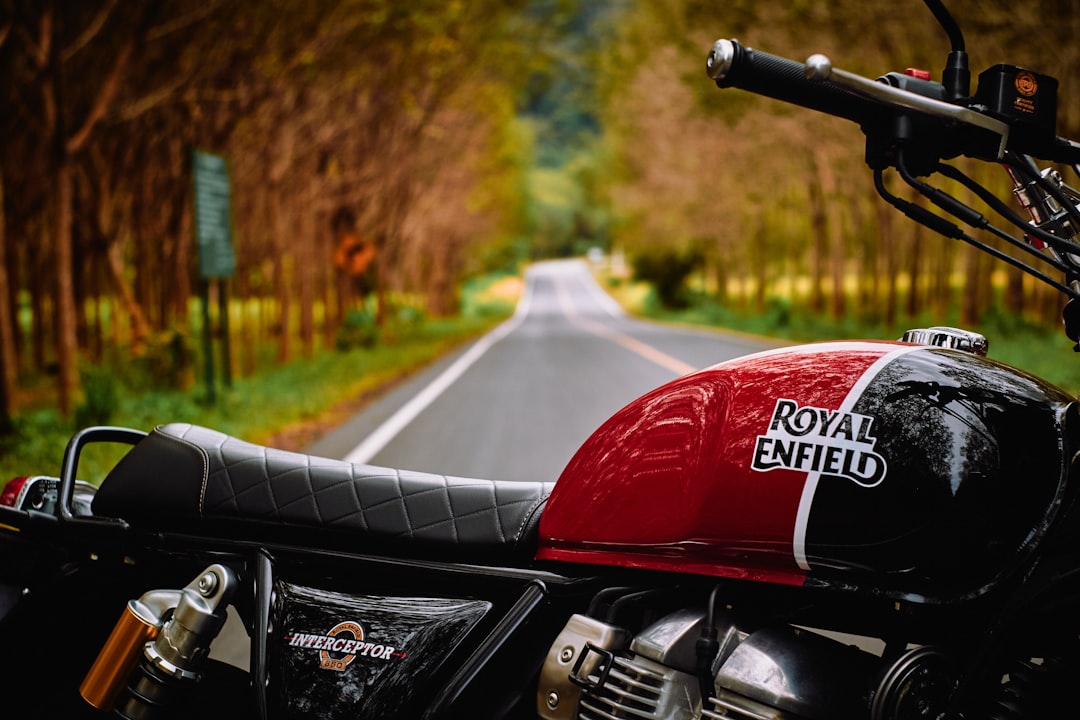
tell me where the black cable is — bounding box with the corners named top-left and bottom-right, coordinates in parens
top-left (875, 167), bottom-right (1080, 301)
top-left (935, 163), bottom-right (1080, 263)
top-left (901, 159), bottom-right (1079, 277)
top-left (923, 0), bottom-right (969, 100)
top-left (923, 0), bottom-right (965, 51)
top-left (893, 156), bottom-right (1080, 296)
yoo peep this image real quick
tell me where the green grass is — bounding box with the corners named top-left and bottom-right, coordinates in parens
top-left (0, 273), bottom-right (521, 483)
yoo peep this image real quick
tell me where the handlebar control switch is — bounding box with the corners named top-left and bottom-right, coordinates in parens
top-left (901, 326), bottom-right (988, 356)
top-left (974, 64), bottom-right (1059, 157)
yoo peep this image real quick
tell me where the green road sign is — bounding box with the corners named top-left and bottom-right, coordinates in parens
top-left (193, 150), bottom-right (235, 278)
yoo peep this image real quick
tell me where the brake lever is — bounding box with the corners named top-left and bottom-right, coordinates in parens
top-left (804, 53), bottom-right (1010, 160)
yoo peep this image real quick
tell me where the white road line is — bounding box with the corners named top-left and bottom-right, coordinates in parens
top-left (576, 267), bottom-right (625, 319)
top-left (555, 275), bottom-right (696, 376)
top-left (341, 276), bottom-right (535, 465)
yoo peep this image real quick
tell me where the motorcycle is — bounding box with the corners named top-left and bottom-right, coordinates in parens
top-left (4, 1), bottom-right (1080, 717)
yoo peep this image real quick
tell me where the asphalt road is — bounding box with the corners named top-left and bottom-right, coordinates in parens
top-left (304, 259), bottom-right (778, 483)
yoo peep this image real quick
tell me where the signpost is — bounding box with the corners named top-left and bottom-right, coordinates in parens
top-left (192, 150), bottom-right (235, 404)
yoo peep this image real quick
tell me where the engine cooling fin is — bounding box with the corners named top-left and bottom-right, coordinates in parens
top-left (577, 653), bottom-right (694, 720)
top-left (701, 691), bottom-right (804, 720)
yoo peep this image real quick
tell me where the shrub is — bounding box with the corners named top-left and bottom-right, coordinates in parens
top-left (75, 366), bottom-right (119, 427)
top-left (631, 247), bottom-right (703, 309)
top-left (335, 308), bottom-right (379, 350)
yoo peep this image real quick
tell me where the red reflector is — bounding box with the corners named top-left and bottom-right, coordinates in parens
top-left (0, 476), bottom-right (30, 508)
top-left (904, 68), bottom-right (932, 81)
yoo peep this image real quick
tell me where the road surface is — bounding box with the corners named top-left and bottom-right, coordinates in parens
top-left (304, 259), bottom-right (778, 482)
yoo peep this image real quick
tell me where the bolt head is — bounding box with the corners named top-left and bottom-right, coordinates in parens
top-left (197, 572), bottom-right (219, 596)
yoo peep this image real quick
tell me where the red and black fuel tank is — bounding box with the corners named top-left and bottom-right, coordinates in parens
top-left (536, 341), bottom-right (1076, 602)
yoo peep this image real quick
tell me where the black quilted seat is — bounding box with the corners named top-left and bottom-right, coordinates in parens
top-left (92, 423), bottom-right (555, 564)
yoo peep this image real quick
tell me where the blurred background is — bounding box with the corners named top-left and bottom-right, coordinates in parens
top-left (2, 0), bottom-right (1079, 475)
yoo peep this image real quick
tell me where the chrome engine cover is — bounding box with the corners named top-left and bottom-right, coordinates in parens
top-left (539, 609), bottom-right (881, 720)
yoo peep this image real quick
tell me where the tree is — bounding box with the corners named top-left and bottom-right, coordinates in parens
top-left (0, 1), bottom-right (543, 420)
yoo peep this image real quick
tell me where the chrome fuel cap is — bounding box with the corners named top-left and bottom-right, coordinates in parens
top-left (901, 326), bottom-right (989, 356)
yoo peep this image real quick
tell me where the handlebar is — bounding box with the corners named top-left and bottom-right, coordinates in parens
top-left (706, 38), bottom-right (1009, 163)
top-left (706, 39), bottom-right (883, 126)
top-left (704, 33), bottom-right (1080, 316)
top-left (704, 38), bottom-right (1080, 167)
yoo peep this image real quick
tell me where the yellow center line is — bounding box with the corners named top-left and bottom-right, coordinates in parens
top-left (555, 279), bottom-right (696, 377)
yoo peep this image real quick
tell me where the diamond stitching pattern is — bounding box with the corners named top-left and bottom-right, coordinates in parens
top-left (159, 424), bottom-right (552, 550)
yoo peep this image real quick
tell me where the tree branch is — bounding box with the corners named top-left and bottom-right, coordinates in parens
top-left (60, 0), bottom-right (117, 62)
top-left (17, 5), bottom-right (50, 69)
top-left (147, 1), bottom-right (221, 42)
top-left (65, 38), bottom-right (133, 153)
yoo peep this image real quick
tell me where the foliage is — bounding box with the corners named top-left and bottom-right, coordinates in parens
top-left (461, 272), bottom-right (524, 318)
top-left (335, 308), bottom-right (380, 351)
top-left (127, 331), bottom-right (196, 392)
top-left (631, 246), bottom-right (703, 308)
top-left (515, 2), bottom-right (624, 262)
top-left (74, 367), bottom-right (120, 428)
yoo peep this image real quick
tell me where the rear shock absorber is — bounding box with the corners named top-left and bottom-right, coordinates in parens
top-left (79, 563), bottom-right (239, 717)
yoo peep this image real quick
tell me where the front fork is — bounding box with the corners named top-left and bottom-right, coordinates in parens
top-left (80, 564), bottom-right (238, 717)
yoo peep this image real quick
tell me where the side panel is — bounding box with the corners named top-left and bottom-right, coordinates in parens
top-left (273, 582), bottom-right (490, 719)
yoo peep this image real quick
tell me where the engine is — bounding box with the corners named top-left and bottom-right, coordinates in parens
top-left (537, 607), bottom-right (955, 720)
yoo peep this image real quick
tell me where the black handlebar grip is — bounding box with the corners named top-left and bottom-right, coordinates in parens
top-left (707, 39), bottom-right (884, 126)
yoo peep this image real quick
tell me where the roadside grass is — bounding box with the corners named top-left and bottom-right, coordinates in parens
top-left (603, 274), bottom-right (1080, 396)
top-left (0, 272), bottom-right (521, 482)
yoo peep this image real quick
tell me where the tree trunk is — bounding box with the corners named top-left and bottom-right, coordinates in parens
top-left (807, 172), bottom-right (827, 314)
top-left (829, 208), bottom-right (846, 320)
top-left (274, 200), bottom-right (292, 364)
top-left (931, 229), bottom-right (953, 317)
top-left (906, 219), bottom-right (924, 318)
top-left (0, 170), bottom-right (15, 430)
top-left (877, 200), bottom-right (898, 329)
top-left (426, 234), bottom-right (462, 317)
top-left (105, 241), bottom-right (152, 346)
top-left (31, 257), bottom-right (48, 373)
top-left (1005, 265), bottom-right (1025, 315)
top-left (713, 244), bottom-right (728, 305)
top-left (754, 218), bottom-right (768, 311)
top-left (298, 199), bottom-right (315, 358)
top-left (53, 158), bottom-right (79, 417)
top-left (173, 152), bottom-right (192, 327)
top-left (960, 244), bottom-right (984, 326)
